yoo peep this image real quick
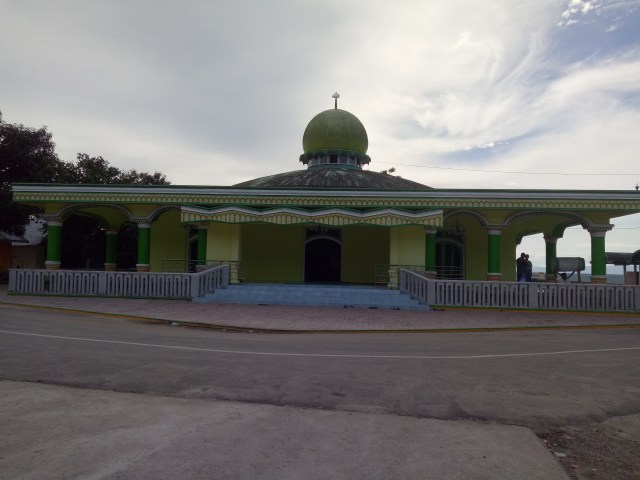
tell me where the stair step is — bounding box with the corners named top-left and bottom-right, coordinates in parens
top-left (193, 283), bottom-right (428, 310)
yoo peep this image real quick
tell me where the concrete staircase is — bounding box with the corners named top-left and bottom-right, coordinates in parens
top-left (193, 283), bottom-right (429, 310)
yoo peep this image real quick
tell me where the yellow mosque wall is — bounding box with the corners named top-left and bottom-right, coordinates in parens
top-left (149, 210), bottom-right (187, 272)
top-left (342, 226), bottom-right (389, 284)
top-left (240, 224), bottom-right (305, 283)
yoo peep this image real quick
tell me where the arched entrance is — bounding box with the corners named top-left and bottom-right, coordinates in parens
top-left (436, 235), bottom-right (464, 279)
top-left (305, 237), bottom-right (342, 282)
top-left (61, 214), bottom-right (106, 269)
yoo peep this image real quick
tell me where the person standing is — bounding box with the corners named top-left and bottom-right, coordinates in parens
top-left (525, 254), bottom-right (533, 282)
top-left (516, 252), bottom-right (528, 282)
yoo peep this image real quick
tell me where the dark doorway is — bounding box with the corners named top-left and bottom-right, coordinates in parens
top-left (435, 238), bottom-right (464, 279)
top-left (305, 238), bottom-right (341, 282)
top-left (61, 214), bottom-right (105, 269)
top-left (117, 222), bottom-right (138, 271)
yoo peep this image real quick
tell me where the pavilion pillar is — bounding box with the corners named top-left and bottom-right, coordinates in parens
top-left (45, 220), bottom-right (63, 270)
top-left (136, 223), bottom-right (152, 272)
top-left (486, 228), bottom-right (502, 281)
top-left (425, 229), bottom-right (437, 275)
top-left (197, 225), bottom-right (208, 266)
top-left (389, 226), bottom-right (426, 287)
top-left (207, 223), bottom-right (241, 283)
top-left (588, 227), bottom-right (611, 284)
top-left (104, 228), bottom-right (118, 271)
top-left (544, 235), bottom-right (558, 282)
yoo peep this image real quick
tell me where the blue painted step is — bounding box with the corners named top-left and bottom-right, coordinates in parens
top-left (193, 284), bottom-right (429, 310)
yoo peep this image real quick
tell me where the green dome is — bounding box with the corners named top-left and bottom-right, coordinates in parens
top-left (302, 109), bottom-right (368, 154)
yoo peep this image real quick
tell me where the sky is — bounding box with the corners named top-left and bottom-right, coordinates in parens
top-left (1, 0), bottom-right (639, 270)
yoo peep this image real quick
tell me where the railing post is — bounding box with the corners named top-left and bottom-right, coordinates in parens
top-left (8, 269), bottom-right (16, 293)
top-left (528, 282), bottom-right (538, 308)
top-left (223, 264), bottom-right (230, 287)
top-left (427, 278), bottom-right (435, 305)
top-left (98, 271), bottom-right (108, 295)
top-left (191, 271), bottom-right (201, 298)
top-left (388, 266), bottom-right (398, 289)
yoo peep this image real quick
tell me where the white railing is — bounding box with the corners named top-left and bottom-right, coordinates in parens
top-left (8, 265), bottom-right (230, 299)
top-left (399, 269), bottom-right (640, 312)
top-left (191, 264), bottom-right (229, 297)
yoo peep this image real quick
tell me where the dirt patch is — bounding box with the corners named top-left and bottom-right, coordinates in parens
top-left (538, 415), bottom-right (640, 480)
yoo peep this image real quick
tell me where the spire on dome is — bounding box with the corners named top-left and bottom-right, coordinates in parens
top-left (332, 92), bottom-right (340, 109)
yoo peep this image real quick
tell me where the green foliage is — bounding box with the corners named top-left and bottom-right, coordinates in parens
top-left (0, 111), bottom-right (68, 235)
top-left (70, 153), bottom-right (170, 185)
top-left (0, 111), bottom-right (170, 236)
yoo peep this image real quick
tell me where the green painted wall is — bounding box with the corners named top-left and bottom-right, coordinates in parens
top-left (150, 210), bottom-right (187, 272)
top-left (591, 234), bottom-right (607, 276)
top-left (487, 232), bottom-right (501, 275)
top-left (342, 226), bottom-right (389, 284)
top-left (240, 224), bottom-right (304, 283)
top-left (46, 223), bottom-right (62, 263)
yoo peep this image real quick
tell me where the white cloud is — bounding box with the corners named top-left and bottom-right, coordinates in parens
top-left (559, 0), bottom-right (640, 27)
top-left (559, 0), bottom-right (601, 26)
top-left (2, 0), bottom-right (640, 262)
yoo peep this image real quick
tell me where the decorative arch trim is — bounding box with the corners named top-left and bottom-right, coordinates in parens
top-left (148, 205), bottom-right (181, 222)
top-left (503, 211), bottom-right (595, 229)
top-left (52, 203), bottom-right (135, 224)
top-left (181, 206), bottom-right (443, 227)
top-left (443, 210), bottom-right (490, 227)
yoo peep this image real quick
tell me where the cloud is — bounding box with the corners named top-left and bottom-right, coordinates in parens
top-left (2, 0), bottom-right (640, 263)
top-left (559, 0), bottom-right (640, 27)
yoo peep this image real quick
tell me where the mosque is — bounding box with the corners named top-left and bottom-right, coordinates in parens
top-left (11, 96), bottom-right (640, 286)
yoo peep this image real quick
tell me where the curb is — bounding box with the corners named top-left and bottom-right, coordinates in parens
top-left (2, 300), bottom-right (640, 335)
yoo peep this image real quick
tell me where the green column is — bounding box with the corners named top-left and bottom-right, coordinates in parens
top-left (197, 225), bottom-right (208, 266)
top-left (544, 235), bottom-right (557, 282)
top-left (589, 229), bottom-right (607, 283)
top-left (136, 223), bottom-right (151, 272)
top-left (45, 220), bottom-right (63, 270)
top-left (105, 229), bottom-right (118, 271)
top-left (425, 229), bottom-right (437, 273)
top-left (487, 229), bottom-right (502, 281)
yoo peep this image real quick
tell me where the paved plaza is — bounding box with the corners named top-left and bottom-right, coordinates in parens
top-left (1, 287), bottom-right (639, 332)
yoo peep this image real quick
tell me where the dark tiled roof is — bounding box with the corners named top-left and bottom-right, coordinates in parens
top-left (233, 166), bottom-right (431, 190)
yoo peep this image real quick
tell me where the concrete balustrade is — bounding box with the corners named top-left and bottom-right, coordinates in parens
top-left (400, 269), bottom-right (640, 312)
top-left (9, 266), bottom-right (638, 312)
top-left (8, 265), bottom-right (229, 299)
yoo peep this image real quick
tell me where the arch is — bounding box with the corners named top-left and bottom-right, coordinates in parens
top-left (66, 211), bottom-right (111, 229)
top-left (304, 236), bottom-right (342, 283)
top-left (55, 203), bottom-right (135, 225)
top-left (148, 205), bottom-right (181, 222)
top-left (504, 211), bottom-right (594, 230)
top-left (551, 223), bottom-right (573, 239)
top-left (60, 213), bottom-right (107, 269)
top-left (516, 229), bottom-right (544, 246)
top-left (443, 210), bottom-right (489, 227)
top-left (435, 236), bottom-right (464, 280)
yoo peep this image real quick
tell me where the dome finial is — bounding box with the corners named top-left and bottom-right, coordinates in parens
top-left (332, 92), bottom-right (340, 109)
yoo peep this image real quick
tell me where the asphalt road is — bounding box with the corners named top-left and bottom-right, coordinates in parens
top-left (2, 304), bottom-right (640, 428)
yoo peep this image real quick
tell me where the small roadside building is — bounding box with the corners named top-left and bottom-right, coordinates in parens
top-left (0, 230), bottom-right (26, 282)
top-left (11, 101), bottom-right (640, 286)
top-left (605, 251), bottom-right (640, 285)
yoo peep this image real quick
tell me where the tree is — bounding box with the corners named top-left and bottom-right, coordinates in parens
top-left (0, 112), bottom-right (170, 236)
top-left (70, 153), bottom-right (170, 185)
top-left (0, 111), bottom-right (70, 235)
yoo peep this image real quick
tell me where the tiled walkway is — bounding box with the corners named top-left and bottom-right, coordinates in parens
top-left (2, 288), bottom-right (639, 332)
